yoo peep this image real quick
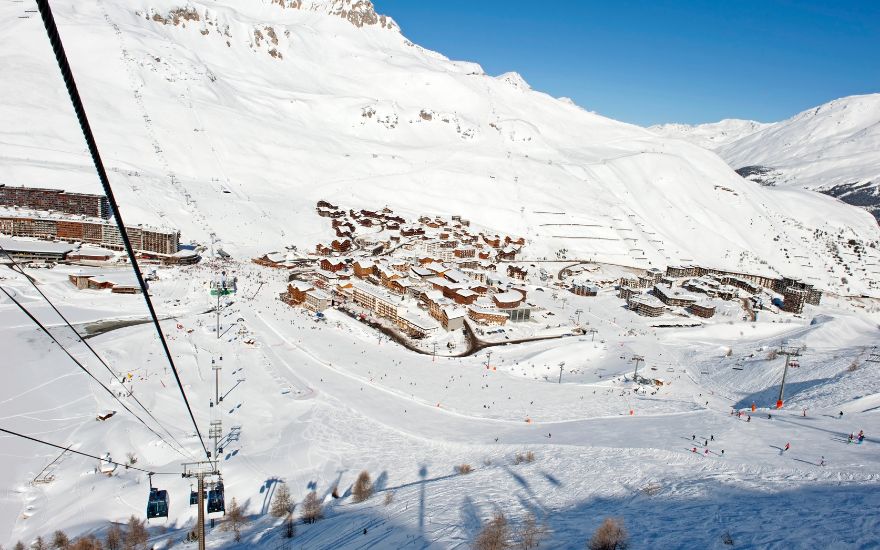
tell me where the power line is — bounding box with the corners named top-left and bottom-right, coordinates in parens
top-left (35, 0), bottom-right (209, 459)
top-left (0, 427), bottom-right (175, 475)
top-left (0, 245), bottom-right (195, 460)
top-left (0, 285), bottom-right (191, 458)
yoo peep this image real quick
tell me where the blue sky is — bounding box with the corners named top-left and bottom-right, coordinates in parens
top-left (374, 1), bottom-right (880, 126)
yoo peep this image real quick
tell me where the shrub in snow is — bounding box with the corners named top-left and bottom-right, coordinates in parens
top-left (456, 464), bottom-right (473, 475)
top-left (105, 524), bottom-right (122, 550)
top-left (515, 513), bottom-right (546, 549)
top-left (588, 517), bottom-right (628, 550)
top-left (473, 513), bottom-right (510, 550)
top-left (352, 471), bottom-right (374, 503)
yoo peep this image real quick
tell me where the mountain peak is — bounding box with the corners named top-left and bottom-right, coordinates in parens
top-left (279, 0), bottom-right (398, 30)
top-left (496, 71), bottom-right (530, 91)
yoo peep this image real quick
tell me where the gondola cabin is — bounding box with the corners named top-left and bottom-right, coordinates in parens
top-left (147, 488), bottom-right (169, 519)
top-left (207, 482), bottom-right (226, 515)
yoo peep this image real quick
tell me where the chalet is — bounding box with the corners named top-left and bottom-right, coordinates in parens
top-left (331, 239), bottom-right (352, 252)
top-left (571, 281), bottom-right (599, 297)
top-left (409, 266), bottom-right (433, 280)
top-left (478, 250), bottom-right (492, 260)
top-left (398, 311), bottom-right (440, 338)
top-left (284, 281), bottom-right (313, 304)
top-left (454, 247), bottom-right (476, 259)
top-left (689, 302), bottom-right (716, 318)
top-left (482, 235), bottom-right (501, 248)
top-left (497, 245), bottom-right (519, 261)
top-left (493, 290), bottom-right (524, 309)
top-left (313, 269), bottom-right (339, 288)
top-left (441, 307), bottom-right (467, 331)
top-left (628, 295), bottom-right (664, 317)
top-left (320, 258), bottom-right (347, 272)
top-left (401, 226), bottom-right (425, 237)
top-left (467, 305), bottom-right (508, 326)
top-left (353, 260), bottom-right (375, 278)
top-left (453, 288), bottom-right (478, 305)
top-left (653, 284), bottom-right (697, 307)
top-left (304, 289), bottom-right (331, 312)
top-left (315, 243), bottom-right (332, 256)
top-left (507, 265), bottom-right (528, 280)
top-left (388, 278), bottom-right (413, 295)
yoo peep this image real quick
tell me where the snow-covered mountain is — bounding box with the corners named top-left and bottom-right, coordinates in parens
top-left (648, 119), bottom-right (771, 149)
top-left (1, 0), bottom-right (878, 293)
top-left (649, 95), bottom-right (880, 221)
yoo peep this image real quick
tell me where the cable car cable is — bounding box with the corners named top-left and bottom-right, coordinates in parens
top-left (0, 427), bottom-right (176, 475)
top-left (34, 0), bottom-right (209, 459)
top-left (0, 285), bottom-right (191, 458)
top-left (0, 245), bottom-right (196, 460)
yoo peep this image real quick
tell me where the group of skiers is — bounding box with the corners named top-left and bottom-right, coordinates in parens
top-left (848, 430), bottom-right (866, 444)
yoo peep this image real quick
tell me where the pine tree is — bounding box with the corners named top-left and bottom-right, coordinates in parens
top-left (51, 532), bottom-right (69, 550)
top-left (222, 497), bottom-right (247, 542)
top-left (123, 516), bottom-right (148, 550)
top-left (14, 542), bottom-right (25, 550)
top-left (31, 537), bottom-right (47, 550)
top-left (105, 524), bottom-right (122, 550)
top-left (301, 491), bottom-right (323, 524)
top-left (270, 483), bottom-right (292, 517)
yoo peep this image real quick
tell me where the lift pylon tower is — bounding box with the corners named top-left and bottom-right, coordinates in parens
top-left (183, 461), bottom-right (220, 550)
top-left (776, 344), bottom-right (803, 409)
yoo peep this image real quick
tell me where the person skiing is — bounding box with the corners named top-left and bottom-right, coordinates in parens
top-left (692, 434), bottom-right (696, 440)
top-left (839, 411), bottom-right (844, 419)
top-left (784, 442), bottom-right (790, 452)
top-left (721, 449), bottom-right (725, 456)
top-left (710, 434), bottom-right (715, 441)
top-left (819, 456), bottom-right (825, 467)
top-left (747, 415), bottom-right (751, 422)
top-left (704, 449), bottom-right (709, 455)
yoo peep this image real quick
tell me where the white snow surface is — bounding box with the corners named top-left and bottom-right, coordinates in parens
top-left (649, 94), bottom-right (880, 193)
top-left (1, 3), bottom-right (880, 549)
top-left (0, 1), bottom-right (877, 294)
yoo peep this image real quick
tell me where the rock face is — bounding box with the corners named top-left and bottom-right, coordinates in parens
top-left (283, 0), bottom-right (398, 29)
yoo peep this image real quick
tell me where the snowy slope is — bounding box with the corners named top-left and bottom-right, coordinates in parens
top-left (649, 95), bottom-right (880, 222)
top-left (1, 0), bottom-right (878, 294)
top-left (648, 119), bottom-right (771, 149)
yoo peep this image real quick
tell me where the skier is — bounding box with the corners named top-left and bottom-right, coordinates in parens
top-left (710, 434), bottom-right (715, 441)
top-left (721, 449), bottom-right (725, 456)
top-left (819, 456), bottom-right (825, 467)
top-left (692, 434), bottom-right (696, 441)
top-left (803, 409), bottom-right (807, 417)
top-left (747, 415), bottom-right (751, 422)
top-left (839, 411), bottom-right (844, 419)
top-left (704, 449), bottom-right (709, 455)
top-left (768, 413), bottom-right (772, 420)
top-left (784, 442), bottom-right (790, 452)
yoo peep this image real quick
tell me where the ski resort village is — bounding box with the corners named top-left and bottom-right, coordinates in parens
top-left (1, 1), bottom-right (880, 550)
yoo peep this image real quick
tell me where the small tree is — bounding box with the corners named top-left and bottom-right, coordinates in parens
top-left (301, 491), bottom-right (323, 524)
top-left (271, 483), bottom-right (293, 517)
top-left (222, 497), bottom-right (247, 542)
top-left (352, 471), bottom-right (374, 503)
top-left (51, 532), bottom-right (69, 550)
top-left (14, 542), bottom-right (25, 550)
top-left (124, 515), bottom-right (148, 550)
top-left (105, 524), bottom-right (122, 550)
top-left (588, 517), bottom-right (628, 550)
top-left (766, 349), bottom-right (778, 361)
top-left (31, 537), bottom-right (47, 550)
top-left (474, 513), bottom-right (510, 550)
top-left (70, 537), bottom-right (102, 550)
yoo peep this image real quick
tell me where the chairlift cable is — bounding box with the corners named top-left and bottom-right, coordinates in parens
top-left (0, 427), bottom-right (176, 475)
top-left (0, 285), bottom-right (191, 458)
top-left (0, 245), bottom-right (196, 460)
top-left (35, 0), bottom-right (209, 459)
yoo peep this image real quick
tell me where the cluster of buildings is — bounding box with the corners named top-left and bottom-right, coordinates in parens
top-left (618, 264), bottom-right (824, 317)
top-left (274, 201), bottom-right (535, 339)
top-left (68, 270), bottom-right (142, 294)
top-left (0, 185), bottom-right (196, 264)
